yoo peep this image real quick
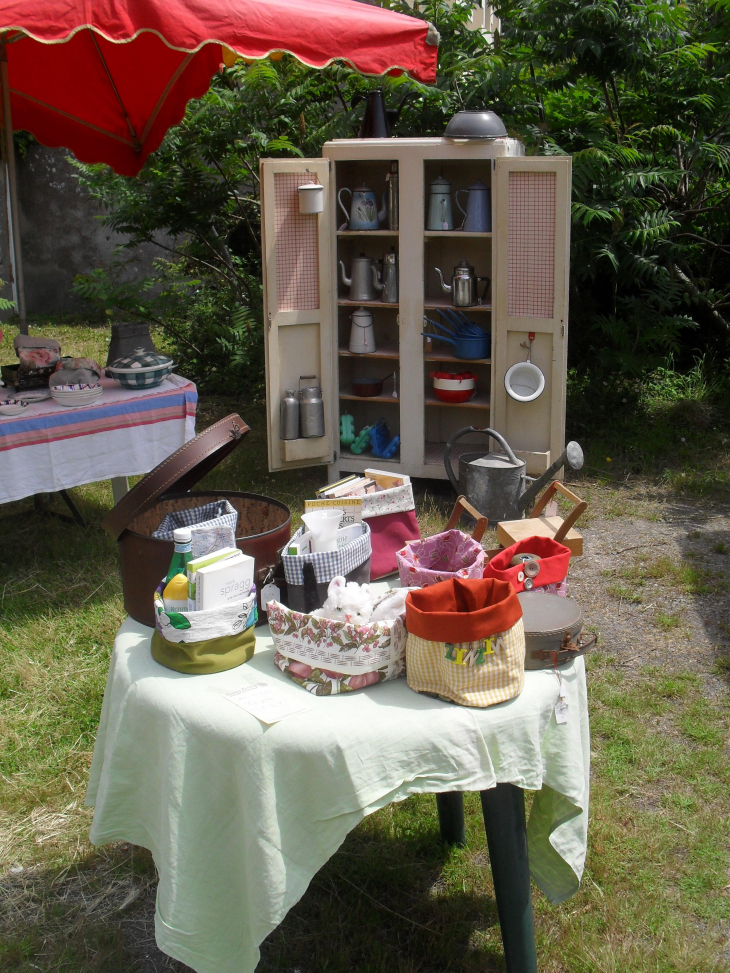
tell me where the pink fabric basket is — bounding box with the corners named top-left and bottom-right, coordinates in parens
top-left (396, 529), bottom-right (486, 588)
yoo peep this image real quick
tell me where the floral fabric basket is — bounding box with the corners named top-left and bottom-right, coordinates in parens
top-left (405, 577), bottom-right (525, 708)
top-left (151, 579), bottom-right (257, 674)
top-left (362, 478), bottom-right (420, 580)
top-left (483, 536), bottom-right (571, 596)
top-left (397, 529), bottom-right (485, 588)
top-left (268, 599), bottom-right (406, 695)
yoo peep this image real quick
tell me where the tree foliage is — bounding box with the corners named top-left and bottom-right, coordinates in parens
top-left (73, 0), bottom-right (730, 392)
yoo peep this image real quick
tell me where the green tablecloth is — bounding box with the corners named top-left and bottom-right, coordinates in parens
top-left (86, 617), bottom-right (590, 973)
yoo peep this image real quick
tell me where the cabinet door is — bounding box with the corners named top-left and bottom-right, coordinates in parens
top-left (491, 157), bottom-right (571, 474)
top-left (260, 158), bottom-right (334, 471)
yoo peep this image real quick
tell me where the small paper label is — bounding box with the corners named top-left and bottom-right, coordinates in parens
top-left (224, 683), bottom-right (310, 724)
top-left (545, 499), bottom-right (559, 518)
top-left (555, 699), bottom-right (569, 724)
top-left (261, 583), bottom-right (280, 608)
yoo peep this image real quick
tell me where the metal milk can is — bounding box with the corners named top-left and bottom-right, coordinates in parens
top-left (349, 307), bottom-right (376, 354)
top-left (280, 388), bottom-right (300, 440)
top-left (444, 426), bottom-right (584, 523)
top-left (299, 376), bottom-right (325, 438)
top-left (426, 175), bottom-right (453, 231)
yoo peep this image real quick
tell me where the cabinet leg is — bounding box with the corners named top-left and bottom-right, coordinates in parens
top-left (436, 792), bottom-right (466, 847)
top-left (480, 784), bottom-right (537, 973)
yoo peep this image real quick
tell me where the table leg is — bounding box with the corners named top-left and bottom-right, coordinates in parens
top-left (436, 792), bottom-right (466, 847)
top-left (480, 784), bottom-right (538, 973)
top-left (111, 476), bottom-right (130, 504)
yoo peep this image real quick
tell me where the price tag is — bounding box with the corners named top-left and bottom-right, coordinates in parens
top-left (555, 699), bottom-right (569, 724)
top-left (261, 582), bottom-right (280, 608)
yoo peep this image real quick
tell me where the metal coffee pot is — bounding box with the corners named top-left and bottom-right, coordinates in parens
top-left (426, 175), bottom-right (453, 231)
top-left (340, 254), bottom-right (377, 302)
top-left (435, 258), bottom-right (490, 307)
top-left (372, 248), bottom-right (398, 303)
top-left (456, 179), bottom-right (492, 232)
top-left (349, 307), bottom-right (376, 354)
top-left (338, 184), bottom-right (387, 230)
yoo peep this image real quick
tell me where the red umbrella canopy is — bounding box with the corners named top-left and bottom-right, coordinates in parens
top-left (0, 0), bottom-right (438, 176)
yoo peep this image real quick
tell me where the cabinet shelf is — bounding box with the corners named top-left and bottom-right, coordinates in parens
top-left (424, 350), bottom-right (491, 365)
top-left (339, 448), bottom-right (401, 464)
top-left (339, 392), bottom-right (399, 403)
top-left (338, 298), bottom-right (399, 308)
top-left (426, 441), bottom-right (482, 469)
top-left (425, 391), bottom-right (490, 409)
top-left (337, 230), bottom-right (398, 237)
top-left (424, 231), bottom-right (492, 238)
top-left (424, 297), bottom-right (491, 312)
top-left (339, 345), bottom-right (400, 360)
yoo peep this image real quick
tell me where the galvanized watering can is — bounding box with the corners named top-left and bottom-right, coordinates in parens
top-left (444, 426), bottom-right (584, 523)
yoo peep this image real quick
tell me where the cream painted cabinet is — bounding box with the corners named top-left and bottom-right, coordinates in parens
top-left (261, 140), bottom-right (571, 479)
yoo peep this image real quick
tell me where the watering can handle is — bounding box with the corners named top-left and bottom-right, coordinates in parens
top-left (443, 426), bottom-right (521, 494)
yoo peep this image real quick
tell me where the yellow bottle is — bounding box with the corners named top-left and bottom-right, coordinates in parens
top-left (163, 573), bottom-right (190, 613)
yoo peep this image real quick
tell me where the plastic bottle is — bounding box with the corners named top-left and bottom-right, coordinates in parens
top-left (166, 527), bottom-right (193, 584)
top-left (163, 573), bottom-right (190, 613)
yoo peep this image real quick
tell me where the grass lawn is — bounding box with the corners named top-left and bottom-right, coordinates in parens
top-left (1, 322), bottom-right (729, 971)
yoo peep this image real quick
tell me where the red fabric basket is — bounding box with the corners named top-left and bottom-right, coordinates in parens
top-left (483, 536), bottom-right (571, 595)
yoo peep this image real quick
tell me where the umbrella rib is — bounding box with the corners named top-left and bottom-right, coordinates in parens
top-left (89, 30), bottom-right (141, 152)
top-left (10, 88), bottom-right (135, 146)
top-left (139, 51), bottom-right (195, 147)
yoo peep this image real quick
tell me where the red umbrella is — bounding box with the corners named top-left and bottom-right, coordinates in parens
top-left (0, 0), bottom-right (438, 329)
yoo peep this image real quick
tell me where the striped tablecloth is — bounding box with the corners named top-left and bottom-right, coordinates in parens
top-left (0, 375), bottom-right (197, 504)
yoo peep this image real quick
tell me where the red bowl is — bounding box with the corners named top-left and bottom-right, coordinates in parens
top-left (433, 387), bottom-right (476, 403)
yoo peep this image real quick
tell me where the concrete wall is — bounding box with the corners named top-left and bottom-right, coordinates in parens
top-left (0, 143), bottom-right (160, 317)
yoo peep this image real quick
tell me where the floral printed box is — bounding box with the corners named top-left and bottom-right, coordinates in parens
top-left (267, 600), bottom-right (406, 696)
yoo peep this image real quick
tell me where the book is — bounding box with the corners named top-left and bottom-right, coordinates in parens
top-left (186, 547), bottom-right (239, 606)
top-left (364, 469), bottom-right (406, 490)
top-left (303, 496), bottom-right (362, 528)
top-left (195, 551), bottom-right (255, 610)
top-left (316, 474), bottom-right (357, 498)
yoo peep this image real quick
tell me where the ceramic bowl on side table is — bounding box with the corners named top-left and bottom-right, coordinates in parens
top-left (106, 347), bottom-right (174, 390)
top-left (0, 398), bottom-right (29, 416)
top-left (50, 384), bottom-right (104, 408)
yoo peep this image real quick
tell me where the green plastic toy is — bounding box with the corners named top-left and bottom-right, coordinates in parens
top-left (340, 413), bottom-right (355, 446)
top-left (349, 424), bottom-right (372, 454)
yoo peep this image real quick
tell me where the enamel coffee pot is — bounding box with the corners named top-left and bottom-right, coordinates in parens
top-left (349, 307), bottom-right (376, 354)
top-left (338, 184), bottom-right (387, 230)
top-left (456, 179), bottom-right (492, 232)
top-left (340, 254), bottom-right (377, 302)
top-left (426, 175), bottom-right (453, 231)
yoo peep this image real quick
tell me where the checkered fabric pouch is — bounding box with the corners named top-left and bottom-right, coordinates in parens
top-left (152, 500), bottom-right (238, 557)
top-left (405, 577), bottom-right (525, 708)
top-left (282, 522), bottom-right (371, 585)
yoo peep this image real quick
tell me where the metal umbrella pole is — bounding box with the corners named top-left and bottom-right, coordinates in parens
top-left (0, 41), bottom-right (27, 334)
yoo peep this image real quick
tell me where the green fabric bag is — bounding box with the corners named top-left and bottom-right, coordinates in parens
top-left (151, 624), bottom-right (255, 675)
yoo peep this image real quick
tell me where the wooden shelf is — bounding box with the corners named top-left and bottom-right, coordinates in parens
top-left (424, 350), bottom-right (491, 364)
top-left (424, 297), bottom-right (491, 312)
top-left (339, 448), bottom-right (401, 464)
top-left (338, 298), bottom-right (399, 308)
top-left (425, 441), bottom-right (482, 469)
top-left (338, 230), bottom-right (398, 237)
top-left (339, 392), bottom-right (399, 403)
top-left (339, 346), bottom-right (400, 360)
top-left (424, 231), bottom-right (492, 238)
top-left (425, 391), bottom-right (490, 409)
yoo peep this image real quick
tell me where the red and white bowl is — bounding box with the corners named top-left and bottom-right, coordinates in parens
top-left (431, 371), bottom-right (477, 403)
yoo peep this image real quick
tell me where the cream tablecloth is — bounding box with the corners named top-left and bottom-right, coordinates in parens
top-left (87, 617), bottom-right (590, 973)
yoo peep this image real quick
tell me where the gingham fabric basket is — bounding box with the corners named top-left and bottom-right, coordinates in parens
top-left (282, 522), bottom-right (371, 585)
top-left (405, 577), bottom-right (525, 708)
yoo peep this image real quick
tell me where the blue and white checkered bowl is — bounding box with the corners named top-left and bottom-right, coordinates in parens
top-left (106, 347), bottom-right (174, 390)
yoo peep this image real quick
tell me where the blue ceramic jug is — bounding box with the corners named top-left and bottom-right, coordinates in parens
top-left (338, 184), bottom-right (387, 230)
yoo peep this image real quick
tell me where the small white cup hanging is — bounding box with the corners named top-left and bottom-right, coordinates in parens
top-left (504, 331), bottom-right (545, 402)
top-left (298, 181), bottom-right (324, 214)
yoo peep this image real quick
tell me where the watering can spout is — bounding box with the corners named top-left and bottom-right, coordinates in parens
top-left (517, 441), bottom-right (584, 512)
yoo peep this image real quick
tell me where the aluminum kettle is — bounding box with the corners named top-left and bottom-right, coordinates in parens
top-left (444, 426), bottom-right (584, 523)
top-left (372, 248), bottom-right (398, 303)
top-left (340, 254), bottom-right (377, 302)
top-left (435, 258), bottom-right (489, 307)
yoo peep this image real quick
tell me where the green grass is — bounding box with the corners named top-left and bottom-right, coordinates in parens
top-left (2, 321), bottom-right (730, 971)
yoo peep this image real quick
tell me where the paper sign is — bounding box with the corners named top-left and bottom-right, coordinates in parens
top-left (224, 683), bottom-right (310, 724)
